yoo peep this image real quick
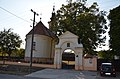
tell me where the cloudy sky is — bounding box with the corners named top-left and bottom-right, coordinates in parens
top-left (0, 0), bottom-right (120, 49)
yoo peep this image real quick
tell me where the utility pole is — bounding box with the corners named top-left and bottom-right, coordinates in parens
top-left (30, 9), bottom-right (39, 72)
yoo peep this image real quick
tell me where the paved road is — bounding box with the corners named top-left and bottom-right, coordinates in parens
top-left (0, 74), bottom-right (43, 79)
top-left (0, 69), bottom-right (119, 79)
top-left (27, 69), bottom-right (120, 79)
top-left (96, 72), bottom-right (120, 79)
top-left (26, 69), bottom-right (97, 79)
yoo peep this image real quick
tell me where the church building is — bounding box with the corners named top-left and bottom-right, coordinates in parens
top-left (25, 21), bottom-right (56, 63)
top-left (24, 6), bottom-right (97, 71)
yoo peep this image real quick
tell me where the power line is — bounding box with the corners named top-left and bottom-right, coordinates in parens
top-left (0, 6), bottom-right (31, 24)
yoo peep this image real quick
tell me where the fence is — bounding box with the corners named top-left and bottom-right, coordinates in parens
top-left (0, 56), bottom-right (24, 62)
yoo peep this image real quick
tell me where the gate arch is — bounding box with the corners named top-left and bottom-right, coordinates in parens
top-left (54, 31), bottom-right (83, 70)
top-left (62, 49), bottom-right (75, 69)
top-left (60, 41), bottom-right (76, 54)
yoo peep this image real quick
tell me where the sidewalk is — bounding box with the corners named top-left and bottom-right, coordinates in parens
top-left (26, 69), bottom-right (97, 79)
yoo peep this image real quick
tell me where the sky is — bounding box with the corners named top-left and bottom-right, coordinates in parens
top-left (0, 0), bottom-right (120, 50)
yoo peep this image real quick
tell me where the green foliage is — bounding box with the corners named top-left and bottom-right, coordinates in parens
top-left (108, 5), bottom-right (120, 56)
top-left (98, 50), bottom-right (114, 59)
top-left (11, 48), bottom-right (25, 57)
top-left (0, 29), bottom-right (22, 57)
top-left (50, 1), bottom-right (107, 54)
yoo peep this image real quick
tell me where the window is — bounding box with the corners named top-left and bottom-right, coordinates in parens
top-left (67, 43), bottom-right (70, 47)
top-left (89, 58), bottom-right (92, 64)
top-left (33, 42), bottom-right (36, 50)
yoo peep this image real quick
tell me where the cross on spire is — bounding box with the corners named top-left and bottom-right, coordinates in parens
top-left (53, 4), bottom-right (55, 13)
top-left (40, 13), bottom-right (42, 21)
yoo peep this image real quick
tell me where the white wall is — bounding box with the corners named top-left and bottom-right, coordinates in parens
top-left (25, 34), bottom-right (52, 58)
top-left (54, 31), bottom-right (83, 70)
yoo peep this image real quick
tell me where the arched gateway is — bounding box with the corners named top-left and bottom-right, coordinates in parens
top-left (54, 31), bottom-right (83, 70)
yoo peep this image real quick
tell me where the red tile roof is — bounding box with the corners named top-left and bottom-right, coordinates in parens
top-left (26, 21), bottom-right (56, 38)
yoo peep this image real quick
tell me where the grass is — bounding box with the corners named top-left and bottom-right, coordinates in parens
top-left (0, 64), bottom-right (44, 76)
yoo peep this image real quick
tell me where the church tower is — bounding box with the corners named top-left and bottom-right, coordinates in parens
top-left (48, 5), bottom-right (57, 35)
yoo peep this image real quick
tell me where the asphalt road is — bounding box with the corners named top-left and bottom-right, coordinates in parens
top-left (26, 69), bottom-right (97, 79)
top-left (0, 69), bottom-right (119, 79)
top-left (96, 72), bottom-right (120, 79)
top-left (0, 74), bottom-right (43, 79)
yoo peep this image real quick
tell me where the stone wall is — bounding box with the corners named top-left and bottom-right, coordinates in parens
top-left (24, 57), bottom-right (54, 64)
top-left (83, 57), bottom-right (97, 71)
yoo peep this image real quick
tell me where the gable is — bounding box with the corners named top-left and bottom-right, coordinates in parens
top-left (59, 31), bottom-right (78, 39)
top-left (26, 21), bottom-right (56, 38)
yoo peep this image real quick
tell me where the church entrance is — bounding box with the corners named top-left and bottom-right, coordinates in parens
top-left (62, 49), bottom-right (75, 69)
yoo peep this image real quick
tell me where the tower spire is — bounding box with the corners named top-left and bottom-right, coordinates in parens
top-left (48, 4), bottom-right (56, 34)
top-left (40, 13), bottom-right (42, 21)
top-left (51, 5), bottom-right (55, 21)
top-left (53, 4), bottom-right (55, 13)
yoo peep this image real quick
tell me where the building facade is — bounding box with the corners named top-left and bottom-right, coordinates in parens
top-left (25, 21), bottom-right (56, 63)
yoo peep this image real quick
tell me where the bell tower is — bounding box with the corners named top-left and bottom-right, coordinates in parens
top-left (48, 5), bottom-right (56, 35)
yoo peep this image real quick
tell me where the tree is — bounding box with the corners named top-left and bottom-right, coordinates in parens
top-left (11, 48), bottom-right (25, 57)
top-left (50, 1), bottom-right (107, 54)
top-left (108, 5), bottom-right (120, 56)
top-left (98, 50), bottom-right (114, 59)
top-left (0, 29), bottom-right (22, 58)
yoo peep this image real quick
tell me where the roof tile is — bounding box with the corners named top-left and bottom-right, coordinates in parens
top-left (27, 21), bottom-right (56, 38)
